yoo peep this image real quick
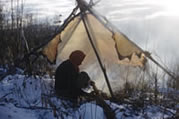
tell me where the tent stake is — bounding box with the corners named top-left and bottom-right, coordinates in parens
top-left (79, 12), bottom-right (114, 98)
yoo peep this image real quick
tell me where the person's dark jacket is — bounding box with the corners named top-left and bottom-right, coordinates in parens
top-left (55, 60), bottom-right (85, 99)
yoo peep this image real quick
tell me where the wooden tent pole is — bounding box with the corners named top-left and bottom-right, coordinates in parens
top-left (82, 14), bottom-right (114, 98)
top-left (76, 0), bottom-right (114, 98)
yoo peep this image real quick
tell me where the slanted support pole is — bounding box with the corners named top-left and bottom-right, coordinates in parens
top-left (82, 14), bottom-right (114, 98)
top-left (76, 0), bottom-right (114, 98)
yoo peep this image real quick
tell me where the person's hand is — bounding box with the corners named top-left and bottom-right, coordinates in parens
top-left (89, 80), bottom-right (95, 86)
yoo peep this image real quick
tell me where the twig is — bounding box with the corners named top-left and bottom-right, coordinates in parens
top-left (14, 104), bottom-right (52, 110)
top-left (0, 92), bottom-right (13, 101)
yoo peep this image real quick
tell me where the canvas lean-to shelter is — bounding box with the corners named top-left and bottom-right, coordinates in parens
top-left (39, 0), bottom-right (176, 97)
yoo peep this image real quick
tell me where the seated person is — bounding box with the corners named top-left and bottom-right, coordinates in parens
top-left (55, 50), bottom-right (94, 100)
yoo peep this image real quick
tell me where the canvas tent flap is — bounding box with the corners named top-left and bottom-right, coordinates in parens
top-left (112, 33), bottom-right (142, 59)
top-left (42, 15), bottom-right (81, 63)
top-left (42, 34), bottom-right (61, 63)
top-left (112, 33), bottom-right (147, 67)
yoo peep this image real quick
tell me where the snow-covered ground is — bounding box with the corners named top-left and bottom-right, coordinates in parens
top-left (0, 67), bottom-right (177, 119)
